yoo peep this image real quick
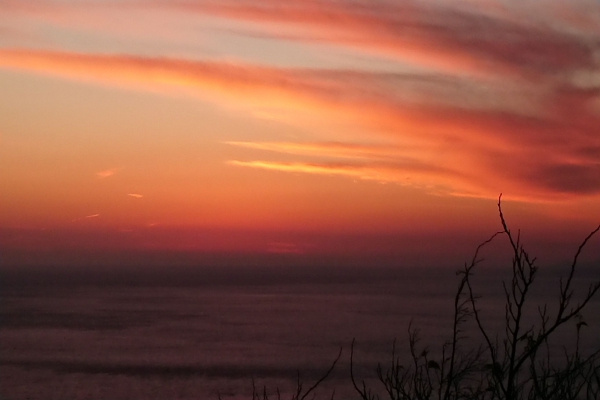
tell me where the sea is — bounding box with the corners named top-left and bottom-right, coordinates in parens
top-left (1, 263), bottom-right (598, 400)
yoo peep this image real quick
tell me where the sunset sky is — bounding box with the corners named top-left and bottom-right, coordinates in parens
top-left (1, 0), bottom-right (600, 266)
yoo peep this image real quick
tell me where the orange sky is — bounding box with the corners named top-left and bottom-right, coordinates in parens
top-left (1, 0), bottom-right (600, 266)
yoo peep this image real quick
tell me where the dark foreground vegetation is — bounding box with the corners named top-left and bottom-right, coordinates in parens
top-left (241, 196), bottom-right (600, 400)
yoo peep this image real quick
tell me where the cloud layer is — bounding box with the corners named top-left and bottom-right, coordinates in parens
top-left (1, 0), bottom-right (600, 202)
top-left (1, 46), bottom-right (599, 201)
top-left (176, 0), bottom-right (600, 78)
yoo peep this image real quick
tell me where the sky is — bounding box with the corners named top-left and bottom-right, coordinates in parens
top-left (1, 0), bottom-right (600, 267)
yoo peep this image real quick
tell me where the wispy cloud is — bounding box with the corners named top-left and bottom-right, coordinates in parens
top-left (227, 132), bottom-right (600, 201)
top-left (72, 213), bottom-right (100, 222)
top-left (175, 0), bottom-right (600, 79)
top-left (1, 47), bottom-right (599, 201)
top-left (4, 0), bottom-right (598, 79)
top-left (96, 168), bottom-right (120, 179)
top-left (127, 193), bottom-right (144, 198)
top-left (228, 159), bottom-right (458, 183)
top-left (225, 141), bottom-right (426, 161)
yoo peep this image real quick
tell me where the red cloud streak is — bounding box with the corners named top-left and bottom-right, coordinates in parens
top-left (1, 48), bottom-right (599, 200)
top-left (174, 0), bottom-right (600, 79)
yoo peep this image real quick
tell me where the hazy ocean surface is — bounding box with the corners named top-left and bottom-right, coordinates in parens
top-left (1, 264), bottom-right (598, 400)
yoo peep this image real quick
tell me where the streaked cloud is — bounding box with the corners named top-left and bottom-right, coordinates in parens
top-left (175, 0), bottom-right (600, 79)
top-left (0, 38), bottom-right (600, 201)
top-left (72, 213), bottom-right (100, 222)
top-left (227, 159), bottom-right (460, 185)
top-left (127, 193), bottom-right (144, 198)
top-left (3, 0), bottom-right (598, 79)
top-left (96, 168), bottom-right (119, 179)
top-left (225, 141), bottom-right (425, 161)
top-left (227, 130), bottom-right (600, 201)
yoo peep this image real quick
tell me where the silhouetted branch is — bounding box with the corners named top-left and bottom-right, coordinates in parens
top-left (298, 347), bottom-right (343, 400)
top-left (350, 193), bottom-right (599, 400)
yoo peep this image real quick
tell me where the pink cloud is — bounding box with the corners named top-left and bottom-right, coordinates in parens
top-left (1, 48), bottom-right (599, 201)
top-left (96, 168), bottom-right (119, 178)
top-left (175, 0), bottom-right (600, 79)
top-left (72, 214), bottom-right (100, 222)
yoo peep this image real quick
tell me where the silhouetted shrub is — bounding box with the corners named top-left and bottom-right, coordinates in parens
top-left (231, 195), bottom-right (599, 400)
top-left (351, 195), bottom-right (600, 400)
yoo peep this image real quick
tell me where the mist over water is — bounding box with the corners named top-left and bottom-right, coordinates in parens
top-left (1, 264), bottom-right (598, 400)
